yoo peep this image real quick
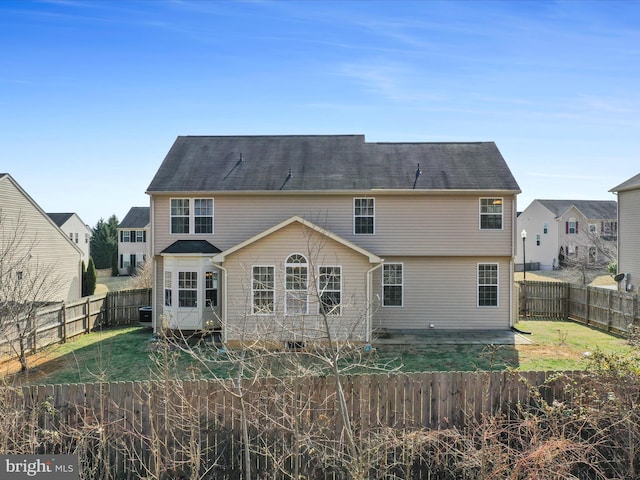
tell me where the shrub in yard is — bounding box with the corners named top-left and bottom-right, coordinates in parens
top-left (84, 258), bottom-right (97, 296)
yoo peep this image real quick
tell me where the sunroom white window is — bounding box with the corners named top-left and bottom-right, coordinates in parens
top-left (319, 266), bottom-right (342, 315)
top-left (205, 271), bottom-right (218, 307)
top-left (252, 266), bottom-right (275, 314)
top-left (164, 271), bottom-right (172, 307)
top-left (285, 254), bottom-right (308, 315)
top-left (178, 271), bottom-right (198, 307)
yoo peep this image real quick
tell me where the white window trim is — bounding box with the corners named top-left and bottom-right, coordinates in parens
top-left (477, 262), bottom-right (499, 308)
top-left (122, 230), bottom-right (131, 242)
top-left (479, 197), bottom-right (504, 231)
top-left (568, 217), bottom-right (577, 235)
top-left (318, 265), bottom-right (343, 316)
top-left (382, 263), bottom-right (404, 307)
top-left (251, 265), bottom-right (276, 315)
top-left (353, 197), bottom-right (375, 235)
top-left (164, 271), bottom-right (172, 307)
top-left (170, 197), bottom-right (214, 235)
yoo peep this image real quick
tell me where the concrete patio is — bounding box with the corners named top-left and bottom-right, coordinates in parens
top-left (372, 329), bottom-right (536, 346)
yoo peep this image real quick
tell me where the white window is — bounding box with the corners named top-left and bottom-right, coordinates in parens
top-left (589, 223), bottom-right (597, 234)
top-left (480, 198), bottom-right (503, 230)
top-left (252, 266), bottom-right (275, 314)
top-left (319, 266), bottom-right (342, 315)
top-left (589, 247), bottom-right (597, 265)
top-left (285, 254), bottom-right (308, 315)
top-left (568, 218), bottom-right (577, 234)
top-left (164, 271), bottom-right (172, 307)
top-left (536, 234), bottom-right (540, 246)
top-left (383, 263), bottom-right (403, 307)
top-left (354, 198), bottom-right (375, 234)
top-left (178, 271), bottom-right (198, 308)
top-left (543, 222), bottom-right (548, 234)
top-left (171, 199), bottom-right (190, 234)
top-left (478, 263), bottom-right (498, 307)
top-left (74, 232), bottom-right (78, 244)
top-left (171, 198), bottom-right (214, 234)
top-left (136, 230), bottom-right (145, 242)
top-left (122, 230), bottom-right (131, 242)
top-left (205, 271), bottom-right (218, 307)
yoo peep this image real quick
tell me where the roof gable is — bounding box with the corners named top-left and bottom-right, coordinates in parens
top-left (119, 207), bottom-right (150, 229)
top-left (161, 240), bottom-right (221, 255)
top-left (147, 135), bottom-right (520, 194)
top-left (610, 172), bottom-right (640, 193)
top-left (46, 212), bottom-right (75, 227)
top-left (211, 215), bottom-right (382, 264)
top-left (535, 199), bottom-right (617, 220)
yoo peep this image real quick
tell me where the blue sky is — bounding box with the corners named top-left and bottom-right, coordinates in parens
top-left (1, 0), bottom-right (638, 227)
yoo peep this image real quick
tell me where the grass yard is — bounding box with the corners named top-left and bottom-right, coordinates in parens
top-left (2, 317), bottom-right (633, 386)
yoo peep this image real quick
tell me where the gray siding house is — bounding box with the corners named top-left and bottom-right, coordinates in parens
top-left (146, 135), bottom-right (521, 343)
top-left (117, 207), bottom-right (151, 275)
top-left (610, 173), bottom-right (640, 292)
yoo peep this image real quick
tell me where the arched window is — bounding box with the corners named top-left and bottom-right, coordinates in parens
top-left (285, 254), bottom-right (308, 315)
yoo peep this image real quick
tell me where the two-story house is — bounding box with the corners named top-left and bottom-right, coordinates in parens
top-left (117, 207), bottom-right (151, 276)
top-left (0, 174), bottom-right (82, 303)
top-left (146, 135), bottom-right (521, 343)
top-left (610, 173), bottom-right (640, 292)
top-left (516, 200), bottom-right (617, 271)
top-left (47, 212), bottom-right (92, 263)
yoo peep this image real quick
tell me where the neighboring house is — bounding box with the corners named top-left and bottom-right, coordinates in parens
top-left (47, 212), bottom-right (92, 262)
top-left (610, 173), bottom-right (640, 292)
top-left (516, 200), bottom-right (617, 271)
top-left (117, 207), bottom-right (151, 276)
top-left (0, 174), bottom-right (82, 303)
top-left (146, 135), bottom-right (521, 342)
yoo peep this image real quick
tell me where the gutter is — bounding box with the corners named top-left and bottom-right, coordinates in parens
top-left (366, 261), bottom-right (384, 343)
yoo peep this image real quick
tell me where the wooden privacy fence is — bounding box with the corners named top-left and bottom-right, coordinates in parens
top-left (517, 280), bottom-right (639, 335)
top-left (0, 288), bottom-right (152, 361)
top-left (14, 370), bottom-right (571, 479)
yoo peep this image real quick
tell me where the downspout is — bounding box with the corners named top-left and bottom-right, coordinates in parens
top-left (149, 197), bottom-right (157, 333)
top-left (366, 260), bottom-right (384, 343)
top-left (510, 194), bottom-right (517, 327)
top-left (211, 261), bottom-right (228, 344)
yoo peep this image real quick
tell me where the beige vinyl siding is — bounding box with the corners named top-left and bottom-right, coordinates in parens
top-left (618, 188), bottom-right (640, 287)
top-left (152, 193), bottom-right (515, 257)
top-left (219, 221), bottom-right (373, 342)
top-left (0, 177), bottom-right (81, 303)
top-left (372, 256), bottom-right (512, 330)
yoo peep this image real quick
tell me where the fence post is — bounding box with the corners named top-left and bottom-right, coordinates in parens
top-left (607, 290), bottom-right (613, 332)
top-left (61, 303), bottom-right (67, 343)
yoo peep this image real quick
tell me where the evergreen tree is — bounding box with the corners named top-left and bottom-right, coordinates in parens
top-left (81, 260), bottom-right (87, 296)
top-left (90, 215), bottom-right (119, 269)
top-left (85, 257), bottom-right (97, 296)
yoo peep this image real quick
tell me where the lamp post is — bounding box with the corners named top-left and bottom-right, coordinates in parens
top-left (521, 229), bottom-right (527, 318)
top-left (521, 229), bottom-right (527, 280)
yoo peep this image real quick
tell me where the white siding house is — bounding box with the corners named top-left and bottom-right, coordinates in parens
top-left (0, 174), bottom-right (82, 303)
top-left (146, 135), bottom-right (521, 342)
top-left (516, 200), bottom-right (617, 271)
top-left (117, 207), bottom-right (151, 276)
top-left (47, 213), bottom-right (92, 263)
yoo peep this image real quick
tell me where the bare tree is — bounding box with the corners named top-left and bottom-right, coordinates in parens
top-left (0, 211), bottom-right (64, 372)
top-left (559, 223), bottom-right (617, 285)
top-left (127, 259), bottom-right (153, 290)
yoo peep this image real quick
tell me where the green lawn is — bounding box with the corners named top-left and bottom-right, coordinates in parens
top-left (4, 319), bottom-right (633, 386)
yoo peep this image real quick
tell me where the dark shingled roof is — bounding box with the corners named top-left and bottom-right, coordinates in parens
top-left (610, 172), bottom-right (640, 193)
top-left (119, 207), bottom-right (150, 229)
top-left (161, 240), bottom-right (221, 255)
top-left (536, 200), bottom-right (617, 220)
top-left (46, 213), bottom-right (74, 227)
top-left (146, 135), bottom-right (520, 193)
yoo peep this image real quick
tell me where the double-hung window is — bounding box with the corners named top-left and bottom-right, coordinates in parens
top-left (171, 199), bottom-right (190, 234)
top-left (478, 263), bottom-right (498, 307)
top-left (136, 230), bottom-right (145, 242)
top-left (122, 230), bottom-right (130, 242)
top-left (205, 271), bottom-right (218, 307)
top-left (354, 198), bottom-right (375, 234)
top-left (383, 263), bottom-right (403, 307)
top-left (568, 218), bottom-right (577, 234)
top-left (171, 198), bottom-right (214, 234)
top-left (178, 271), bottom-right (198, 308)
top-left (479, 198), bottom-right (503, 230)
top-left (164, 271), bottom-right (172, 307)
top-left (285, 254), bottom-right (308, 315)
top-left (319, 266), bottom-right (342, 315)
top-left (252, 266), bottom-right (275, 314)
